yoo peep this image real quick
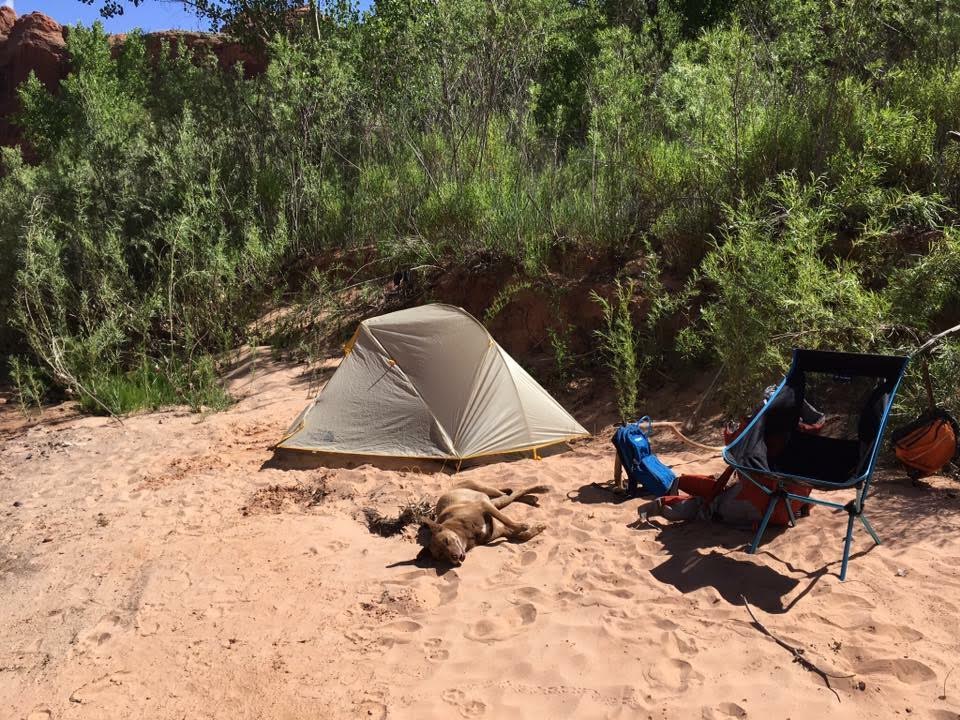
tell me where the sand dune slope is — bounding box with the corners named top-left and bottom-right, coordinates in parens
top-left (1, 357), bottom-right (959, 719)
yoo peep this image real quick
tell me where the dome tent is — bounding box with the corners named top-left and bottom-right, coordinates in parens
top-left (277, 304), bottom-right (589, 460)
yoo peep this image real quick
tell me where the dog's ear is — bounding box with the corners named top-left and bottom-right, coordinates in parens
top-left (416, 518), bottom-right (437, 547)
top-left (419, 517), bottom-right (440, 533)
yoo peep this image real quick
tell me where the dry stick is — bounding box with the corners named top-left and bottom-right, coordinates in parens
top-left (914, 321), bottom-right (960, 357)
top-left (740, 594), bottom-right (853, 703)
top-left (911, 321), bottom-right (960, 412)
top-left (941, 665), bottom-right (956, 700)
top-left (683, 364), bottom-right (724, 433)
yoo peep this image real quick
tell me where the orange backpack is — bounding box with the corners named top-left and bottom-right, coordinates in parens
top-left (891, 409), bottom-right (959, 477)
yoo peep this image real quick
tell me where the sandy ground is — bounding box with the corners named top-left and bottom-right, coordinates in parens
top-left (2, 352), bottom-right (960, 720)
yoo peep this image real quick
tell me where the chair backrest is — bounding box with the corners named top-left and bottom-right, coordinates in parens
top-left (855, 383), bottom-right (892, 477)
top-left (725, 349), bottom-right (909, 487)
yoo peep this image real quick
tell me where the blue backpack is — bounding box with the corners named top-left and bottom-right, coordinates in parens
top-left (612, 417), bottom-right (677, 497)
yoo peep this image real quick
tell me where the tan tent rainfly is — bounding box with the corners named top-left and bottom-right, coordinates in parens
top-left (277, 304), bottom-right (589, 460)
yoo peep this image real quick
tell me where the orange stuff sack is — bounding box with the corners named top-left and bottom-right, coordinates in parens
top-left (892, 409), bottom-right (958, 477)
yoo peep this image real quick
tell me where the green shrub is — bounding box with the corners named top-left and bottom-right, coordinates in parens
top-left (592, 279), bottom-right (642, 422)
top-left (547, 323), bottom-right (574, 383)
top-left (484, 281), bottom-right (533, 326)
top-left (77, 356), bottom-right (231, 416)
top-left (692, 174), bottom-right (890, 410)
top-left (9, 357), bottom-right (49, 412)
top-left (4, 1), bottom-right (960, 420)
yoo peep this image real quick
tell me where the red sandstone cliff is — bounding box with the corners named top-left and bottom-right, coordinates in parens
top-left (0, 8), bottom-right (267, 154)
top-left (0, 10), bottom-right (69, 150)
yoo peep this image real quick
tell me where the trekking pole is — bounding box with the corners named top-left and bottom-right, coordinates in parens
top-left (913, 321), bottom-right (960, 358)
top-left (911, 321), bottom-right (960, 412)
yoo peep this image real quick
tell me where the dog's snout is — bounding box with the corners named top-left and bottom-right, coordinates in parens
top-left (458, 553), bottom-right (466, 562)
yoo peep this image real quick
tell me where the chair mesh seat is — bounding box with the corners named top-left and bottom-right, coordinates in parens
top-left (723, 349), bottom-right (910, 580)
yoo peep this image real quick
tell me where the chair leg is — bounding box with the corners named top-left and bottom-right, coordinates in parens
top-left (785, 497), bottom-right (798, 528)
top-left (858, 514), bottom-right (881, 546)
top-left (840, 511), bottom-right (857, 582)
top-left (748, 494), bottom-right (780, 554)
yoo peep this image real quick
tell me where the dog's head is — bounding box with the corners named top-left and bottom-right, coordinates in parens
top-left (420, 518), bottom-right (466, 565)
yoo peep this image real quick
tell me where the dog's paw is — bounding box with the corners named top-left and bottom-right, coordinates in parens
top-left (514, 523), bottom-right (546, 542)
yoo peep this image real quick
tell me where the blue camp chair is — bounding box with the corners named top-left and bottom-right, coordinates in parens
top-left (723, 349), bottom-right (910, 581)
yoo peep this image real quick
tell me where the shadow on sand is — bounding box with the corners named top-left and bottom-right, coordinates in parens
top-left (386, 547), bottom-right (458, 577)
top-left (260, 440), bottom-right (576, 474)
top-left (868, 473), bottom-right (960, 546)
top-left (635, 516), bottom-right (877, 614)
top-left (260, 448), bottom-right (454, 474)
top-left (565, 479), bottom-right (667, 505)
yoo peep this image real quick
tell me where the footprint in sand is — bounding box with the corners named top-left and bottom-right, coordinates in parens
top-left (509, 586), bottom-right (544, 604)
top-left (355, 701), bottom-right (387, 719)
top-left (863, 622), bottom-right (925, 642)
top-left (519, 550), bottom-right (538, 566)
top-left (857, 658), bottom-right (936, 684)
top-left (465, 603), bottom-right (537, 643)
top-left (929, 710), bottom-right (960, 720)
top-left (824, 591), bottom-right (877, 611)
top-left (574, 577), bottom-right (634, 608)
top-left (702, 702), bottom-right (748, 719)
top-left (653, 617), bottom-right (680, 631)
top-left (937, 597), bottom-right (959, 615)
top-left (645, 658), bottom-right (700, 693)
top-left (395, 570), bottom-right (428, 581)
top-left (67, 671), bottom-right (137, 706)
top-left (76, 613), bottom-right (126, 652)
top-left (669, 630), bottom-right (699, 656)
top-left (441, 689), bottom-right (487, 718)
top-left (434, 573), bottom-right (460, 605)
top-left (424, 637), bottom-right (450, 662)
top-left (385, 619), bottom-right (422, 632)
top-left (376, 619), bottom-right (423, 647)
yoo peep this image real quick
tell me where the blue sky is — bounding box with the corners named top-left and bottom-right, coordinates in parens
top-left (13, 1), bottom-right (214, 32)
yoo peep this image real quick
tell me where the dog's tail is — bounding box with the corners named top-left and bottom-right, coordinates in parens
top-left (494, 484), bottom-right (551, 508)
top-left (508, 484), bottom-right (550, 507)
top-left (517, 484), bottom-right (550, 496)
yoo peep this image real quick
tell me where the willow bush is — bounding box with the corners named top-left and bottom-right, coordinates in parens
top-left (2, 0), bottom-right (960, 417)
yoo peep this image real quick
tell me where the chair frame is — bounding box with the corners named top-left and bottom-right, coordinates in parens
top-left (723, 350), bottom-right (909, 581)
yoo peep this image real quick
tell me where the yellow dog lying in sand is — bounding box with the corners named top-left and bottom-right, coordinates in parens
top-left (420, 480), bottom-right (549, 565)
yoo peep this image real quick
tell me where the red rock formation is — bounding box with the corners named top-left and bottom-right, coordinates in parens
top-left (0, 11), bottom-right (68, 90)
top-left (0, 10), bottom-right (270, 157)
top-left (0, 6), bottom-right (15, 40)
top-left (0, 11), bottom-right (69, 151)
top-left (109, 30), bottom-right (267, 78)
